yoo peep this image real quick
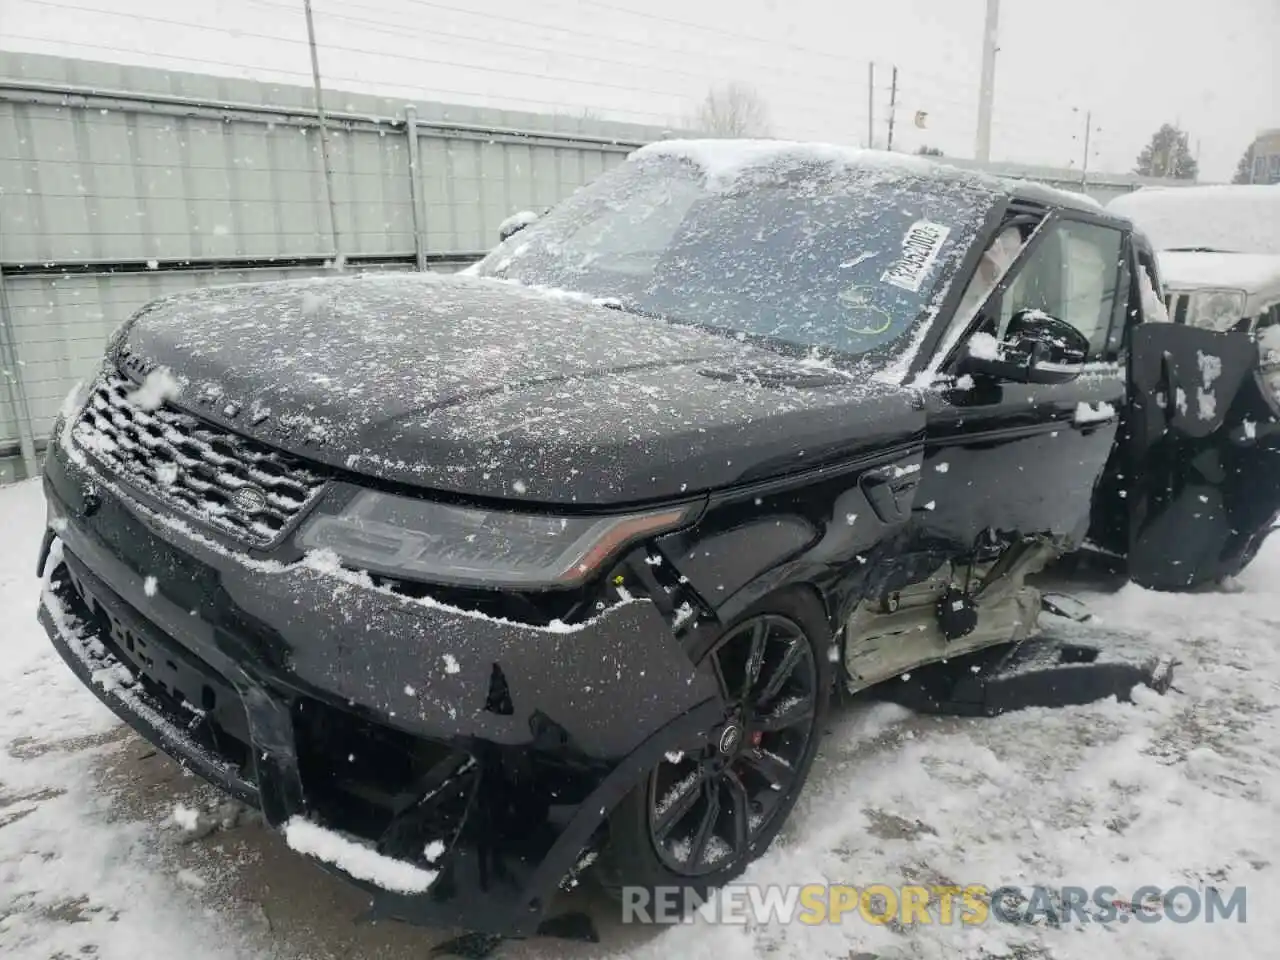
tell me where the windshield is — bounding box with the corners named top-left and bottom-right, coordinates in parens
top-left (474, 152), bottom-right (997, 363)
top-left (1108, 186), bottom-right (1280, 256)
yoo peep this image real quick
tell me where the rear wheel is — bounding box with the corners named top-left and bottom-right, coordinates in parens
top-left (597, 589), bottom-right (831, 906)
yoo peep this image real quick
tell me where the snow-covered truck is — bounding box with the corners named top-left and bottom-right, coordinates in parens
top-left (1107, 184), bottom-right (1280, 335)
top-left (1106, 185), bottom-right (1280, 490)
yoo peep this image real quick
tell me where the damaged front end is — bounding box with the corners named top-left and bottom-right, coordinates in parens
top-left (37, 427), bottom-right (725, 937)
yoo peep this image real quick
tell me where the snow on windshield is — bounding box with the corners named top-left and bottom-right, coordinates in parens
top-left (1108, 185), bottom-right (1280, 256)
top-left (474, 143), bottom-right (999, 363)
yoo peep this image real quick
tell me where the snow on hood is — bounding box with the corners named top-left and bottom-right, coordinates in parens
top-left (118, 271), bottom-right (737, 428)
top-left (110, 271), bottom-right (921, 504)
top-left (1158, 251), bottom-right (1280, 297)
top-left (632, 138), bottom-right (998, 191)
top-left (1108, 185), bottom-right (1280, 257)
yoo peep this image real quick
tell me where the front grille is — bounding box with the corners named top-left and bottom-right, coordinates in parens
top-left (73, 372), bottom-right (327, 546)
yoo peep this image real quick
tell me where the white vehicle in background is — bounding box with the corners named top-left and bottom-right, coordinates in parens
top-left (1107, 185), bottom-right (1280, 337)
top-left (1108, 185), bottom-right (1280, 396)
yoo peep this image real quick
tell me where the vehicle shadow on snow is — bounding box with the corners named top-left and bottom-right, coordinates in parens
top-left (84, 692), bottom-right (947, 959)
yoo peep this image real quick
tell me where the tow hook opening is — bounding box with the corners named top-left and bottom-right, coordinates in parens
top-left (292, 696), bottom-right (476, 870)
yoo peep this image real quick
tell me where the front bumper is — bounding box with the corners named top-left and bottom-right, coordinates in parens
top-left (37, 440), bottom-right (722, 936)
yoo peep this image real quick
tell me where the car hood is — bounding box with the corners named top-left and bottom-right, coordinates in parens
top-left (1158, 251), bottom-right (1280, 304)
top-left (114, 273), bottom-right (926, 505)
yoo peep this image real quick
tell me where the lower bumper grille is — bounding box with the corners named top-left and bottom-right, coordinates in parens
top-left (47, 549), bottom-right (473, 875)
top-left (45, 557), bottom-right (257, 801)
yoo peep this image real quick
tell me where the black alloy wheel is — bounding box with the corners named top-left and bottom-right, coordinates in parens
top-left (646, 613), bottom-right (820, 876)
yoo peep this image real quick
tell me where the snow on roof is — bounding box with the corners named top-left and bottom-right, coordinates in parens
top-left (1004, 179), bottom-right (1103, 212)
top-left (1107, 185), bottom-right (1280, 256)
top-left (1159, 251), bottom-right (1280, 297)
top-left (633, 140), bottom-right (1105, 216)
top-left (632, 138), bottom-right (999, 189)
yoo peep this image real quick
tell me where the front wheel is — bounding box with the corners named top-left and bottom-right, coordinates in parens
top-left (597, 589), bottom-right (832, 907)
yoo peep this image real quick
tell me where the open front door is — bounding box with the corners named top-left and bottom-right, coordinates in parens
top-left (1101, 324), bottom-right (1280, 589)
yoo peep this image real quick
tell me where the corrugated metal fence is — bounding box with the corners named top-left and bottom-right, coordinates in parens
top-left (0, 51), bottom-right (673, 480)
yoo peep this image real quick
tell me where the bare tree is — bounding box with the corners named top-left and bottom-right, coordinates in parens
top-left (691, 83), bottom-right (772, 138)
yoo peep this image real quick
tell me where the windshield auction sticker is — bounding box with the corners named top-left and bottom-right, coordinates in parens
top-left (881, 220), bottom-right (951, 293)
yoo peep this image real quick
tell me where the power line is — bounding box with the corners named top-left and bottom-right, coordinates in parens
top-left (274, 0), bottom-right (870, 92)
top-left (247, 0), bottom-right (872, 109)
top-left (9, 1), bottom-right (701, 107)
top-left (15, 0), bottom-right (1093, 154)
top-left (0, 33), bottom-right (683, 123)
top-left (10, 0), bottom-right (873, 133)
top-left (567, 0), bottom-right (863, 66)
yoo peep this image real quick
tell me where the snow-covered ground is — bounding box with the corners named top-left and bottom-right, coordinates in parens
top-left (1, 476), bottom-right (1277, 959)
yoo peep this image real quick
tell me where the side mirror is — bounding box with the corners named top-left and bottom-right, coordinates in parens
top-left (958, 310), bottom-right (1089, 385)
top-left (498, 210), bottom-right (539, 243)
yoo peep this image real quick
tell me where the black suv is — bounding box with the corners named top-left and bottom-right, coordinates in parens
top-left (35, 140), bottom-right (1280, 940)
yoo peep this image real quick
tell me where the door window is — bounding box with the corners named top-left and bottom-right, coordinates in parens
top-left (998, 220), bottom-right (1124, 357)
top-left (932, 221), bottom-right (1034, 365)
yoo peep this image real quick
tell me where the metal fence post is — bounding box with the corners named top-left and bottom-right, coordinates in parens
top-left (303, 0), bottom-right (344, 263)
top-left (404, 106), bottom-right (427, 272)
top-left (0, 266), bottom-right (39, 479)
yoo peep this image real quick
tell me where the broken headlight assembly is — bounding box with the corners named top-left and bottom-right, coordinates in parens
top-left (1185, 289), bottom-right (1247, 332)
top-left (297, 489), bottom-right (697, 589)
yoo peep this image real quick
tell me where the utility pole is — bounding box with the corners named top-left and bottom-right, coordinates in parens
top-left (886, 65), bottom-right (899, 151)
top-left (975, 0), bottom-right (1000, 161)
top-left (1071, 107), bottom-right (1100, 187)
top-left (867, 62), bottom-right (876, 149)
top-left (1080, 112), bottom-right (1092, 188)
top-left (303, 0), bottom-right (343, 264)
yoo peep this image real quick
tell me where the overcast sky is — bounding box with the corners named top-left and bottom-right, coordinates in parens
top-left (1, 0), bottom-right (1275, 181)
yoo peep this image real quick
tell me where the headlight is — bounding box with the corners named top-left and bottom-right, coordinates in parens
top-left (297, 490), bottom-right (697, 588)
top-left (1186, 289), bottom-right (1247, 332)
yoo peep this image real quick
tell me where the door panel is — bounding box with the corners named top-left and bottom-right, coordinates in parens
top-left (917, 213), bottom-right (1130, 553)
top-left (916, 370), bottom-right (1126, 551)
top-left (1113, 323), bottom-right (1280, 589)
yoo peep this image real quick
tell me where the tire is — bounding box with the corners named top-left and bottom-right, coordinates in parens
top-left (595, 587), bottom-right (832, 912)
